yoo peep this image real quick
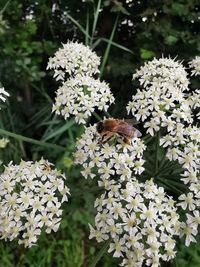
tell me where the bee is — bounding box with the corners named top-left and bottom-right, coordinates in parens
top-left (96, 119), bottom-right (142, 145)
top-left (43, 162), bottom-right (52, 172)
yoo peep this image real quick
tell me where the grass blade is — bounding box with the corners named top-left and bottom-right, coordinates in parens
top-left (42, 120), bottom-right (75, 141)
top-left (66, 13), bottom-right (91, 41)
top-left (0, 128), bottom-right (65, 151)
top-left (89, 239), bottom-right (110, 267)
top-left (90, 0), bottom-right (102, 45)
top-left (92, 38), bottom-right (134, 54)
top-left (100, 14), bottom-right (119, 76)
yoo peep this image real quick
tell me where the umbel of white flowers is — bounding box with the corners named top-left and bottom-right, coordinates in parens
top-left (89, 179), bottom-right (180, 267)
top-left (0, 159), bottom-right (70, 248)
top-left (74, 124), bottom-right (146, 181)
top-left (52, 75), bottom-right (114, 124)
top-left (47, 41), bottom-right (115, 124)
top-left (126, 57), bottom-right (200, 249)
top-left (126, 57), bottom-right (192, 136)
top-left (47, 41), bottom-right (100, 81)
top-left (74, 56), bottom-right (200, 267)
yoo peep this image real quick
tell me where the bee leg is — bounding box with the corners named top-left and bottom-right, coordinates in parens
top-left (123, 137), bottom-right (131, 145)
top-left (102, 132), bottom-right (115, 143)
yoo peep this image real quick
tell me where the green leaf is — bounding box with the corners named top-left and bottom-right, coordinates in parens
top-left (0, 128), bottom-right (65, 151)
top-left (171, 3), bottom-right (188, 16)
top-left (66, 13), bottom-right (91, 41)
top-left (111, 2), bottom-right (130, 15)
top-left (165, 35), bottom-right (178, 45)
top-left (42, 120), bottom-right (75, 141)
top-left (140, 48), bottom-right (155, 60)
top-left (92, 37), bottom-right (133, 54)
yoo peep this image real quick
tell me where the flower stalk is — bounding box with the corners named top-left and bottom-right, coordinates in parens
top-left (154, 131), bottom-right (160, 176)
top-left (89, 239), bottom-right (110, 267)
top-left (0, 128), bottom-right (65, 151)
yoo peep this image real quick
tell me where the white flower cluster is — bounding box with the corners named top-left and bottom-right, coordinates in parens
top-left (89, 179), bottom-right (180, 267)
top-left (161, 123), bottom-right (200, 246)
top-left (0, 87), bottom-right (9, 106)
top-left (0, 159), bottom-right (70, 248)
top-left (53, 76), bottom-right (115, 124)
top-left (127, 57), bottom-right (192, 136)
top-left (47, 42), bottom-right (100, 81)
top-left (72, 56), bottom-right (199, 265)
top-left (126, 57), bottom-right (200, 248)
top-left (74, 125), bottom-right (146, 181)
top-left (189, 56), bottom-right (200, 76)
top-left (48, 41), bottom-right (114, 124)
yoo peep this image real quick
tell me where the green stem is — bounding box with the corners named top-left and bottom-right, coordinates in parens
top-left (93, 111), bottom-right (102, 121)
top-left (154, 131), bottom-right (160, 176)
top-left (0, 0), bottom-right (10, 14)
top-left (66, 13), bottom-right (91, 41)
top-left (104, 110), bottom-right (112, 118)
top-left (0, 128), bottom-right (65, 151)
top-left (90, 0), bottom-right (102, 46)
top-left (85, 5), bottom-right (90, 46)
top-left (142, 134), bottom-right (153, 145)
top-left (100, 14), bottom-right (119, 77)
top-left (89, 239), bottom-right (110, 267)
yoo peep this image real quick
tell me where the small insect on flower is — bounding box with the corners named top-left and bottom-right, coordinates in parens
top-left (42, 162), bottom-right (52, 172)
top-left (96, 119), bottom-right (142, 145)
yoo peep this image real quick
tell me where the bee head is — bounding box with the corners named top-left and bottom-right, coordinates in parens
top-left (96, 121), bottom-right (104, 133)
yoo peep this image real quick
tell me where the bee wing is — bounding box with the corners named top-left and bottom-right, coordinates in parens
top-left (114, 124), bottom-right (142, 138)
top-left (124, 118), bottom-right (140, 125)
top-left (134, 128), bottom-right (142, 137)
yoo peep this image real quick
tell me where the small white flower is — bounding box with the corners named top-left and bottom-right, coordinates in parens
top-left (180, 222), bottom-right (198, 246)
top-left (0, 138), bottom-right (9, 148)
top-left (186, 211), bottom-right (200, 227)
top-left (189, 56), bottom-right (200, 76)
top-left (108, 237), bottom-right (126, 258)
top-left (0, 87), bottom-right (9, 104)
top-left (178, 193), bottom-right (196, 211)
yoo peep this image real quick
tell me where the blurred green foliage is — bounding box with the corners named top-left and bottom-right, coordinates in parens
top-left (0, 0), bottom-right (199, 266)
